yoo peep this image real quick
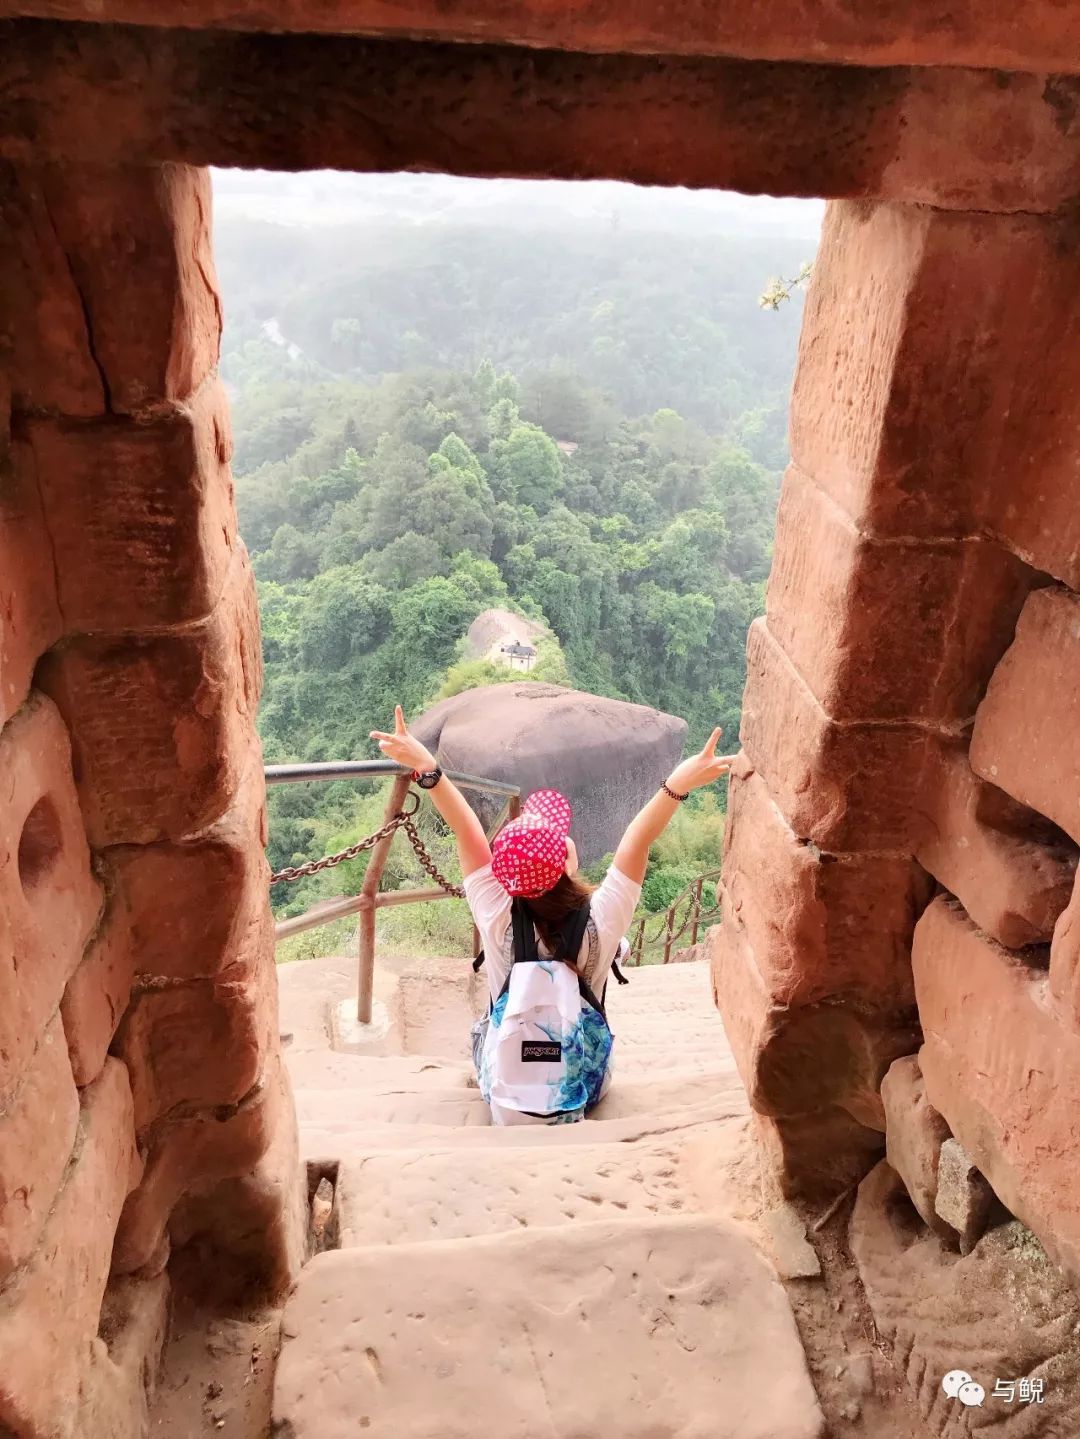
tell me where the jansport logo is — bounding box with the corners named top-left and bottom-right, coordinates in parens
top-left (521, 1041), bottom-right (562, 1062)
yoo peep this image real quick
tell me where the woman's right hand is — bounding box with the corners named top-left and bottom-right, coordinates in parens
top-left (370, 705), bottom-right (437, 773)
top-left (665, 727), bottom-right (737, 794)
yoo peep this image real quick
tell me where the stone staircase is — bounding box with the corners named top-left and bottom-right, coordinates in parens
top-left (270, 956), bottom-right (827, 1438)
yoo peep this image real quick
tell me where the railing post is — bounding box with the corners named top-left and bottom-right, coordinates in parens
top-left (663, 903), bottom-right (675, 965)
top-left (689, 876), bottom-right (703, 948)
top-left (357, 772), bottom-right (411, 1024)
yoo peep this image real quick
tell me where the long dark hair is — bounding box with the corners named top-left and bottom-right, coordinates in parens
top-left (523, 872), bottom-right (595, 958)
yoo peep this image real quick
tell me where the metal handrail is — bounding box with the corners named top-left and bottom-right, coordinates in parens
top-left (266, 759), bottom-right (520, 798)
top-left (265, 761), bottom-right (520, 1023)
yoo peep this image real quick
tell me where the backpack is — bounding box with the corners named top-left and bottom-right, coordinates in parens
top-left (472, 899), bottom-right (628, 1125)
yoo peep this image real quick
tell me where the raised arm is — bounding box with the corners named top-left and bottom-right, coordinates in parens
top-left (370, 705), bottom-right (492, 878)
top-left (612, 727), bottom-right (736, 885)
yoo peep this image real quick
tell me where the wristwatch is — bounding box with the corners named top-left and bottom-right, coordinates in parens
top-left (414, 766), bottom-right (443, 790)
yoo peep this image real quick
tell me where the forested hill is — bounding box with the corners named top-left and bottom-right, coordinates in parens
top-left (214, 183), bottom-right (816, 905)
top-left (216, 209), bottom-right (811, 473)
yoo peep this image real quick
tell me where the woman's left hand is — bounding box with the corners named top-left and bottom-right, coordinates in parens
top-left (370, 705), bottom-right (437, 773)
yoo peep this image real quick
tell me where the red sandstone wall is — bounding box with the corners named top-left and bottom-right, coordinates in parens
top-left (713, 201), bottom-right (1080, 1264)
top-left (0, 161), bottom-right (304, 1437)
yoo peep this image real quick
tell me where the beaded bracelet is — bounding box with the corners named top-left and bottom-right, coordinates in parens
top-left (661, 781), bottom-right (689, 802)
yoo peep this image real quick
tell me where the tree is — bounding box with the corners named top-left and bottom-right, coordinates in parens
top-left (297, 569), bottom-right (391, 670)
top-left (487, 423), bottom-right (564, 512)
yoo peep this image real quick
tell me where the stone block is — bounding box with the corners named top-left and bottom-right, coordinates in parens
top-left (970, 586), bottom-right (1080, 845)
top-left (116, 944), bottom-right (278, 1134)
top-left (0, 162), bottom-right (109, 416)
top-left (0, 1014), bottom-right (79, 1281)
top-left (25, 379), bottom-right (237, 632)
top-left (720, 760), bottom-right (929, 1010)
top-left (880, 1054), bottom-right (955, 1243)
top-left (272, 1216), bottom-right (825, 1439)
top-left (753, 1109), bottom-right (885, 1205)
top-left (106, 753), bottom-right (270, 982)
top-left (711, 904), bottom-right (920, 1132)
top-left (61, 755), bottom-right (271, 1086)
top-left (792, 202), bottom-right (1080, 543)
top-left (0, 443), bottom-right (63, 726)
top-left (740, 618), bottom-right (933, 852)
top-left (61, 902), bottom-right (136, 1088)
top-left (1049, 874), bottom-right (1080, 1029)
top-left (37, 549), bottom-right (263, 846)
top-left (760, 1202), bottom-right (821, 1280)
top-left (11, 0), bottom-right (1080, 71)
top-left (113, 1056), bottom-right (291, 1277)
top-left (934, 1138), bottom-right (998, 1256)
top-left (23, 162), bottom-right (220, 413)
top-left (767, 465), bottom-right (1036, 723)
top-left (0, 1058), bottom-right (140, 1438)
top-left (915, 895), bottom-right (1080, 1278)
top-left (80, 1274), bottom-right (170, 1439)
top-left (917, 741), bottom-right (1077, 949)
top-left (170, 1061), bottom-right (307, 1305)
top-left (0, 692), bottom-right (101, 1105)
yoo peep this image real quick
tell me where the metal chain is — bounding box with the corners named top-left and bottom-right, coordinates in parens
top-left (400, 814), bottom-right (464, 898)
top-left (269, 790), bottom-right (463, 898)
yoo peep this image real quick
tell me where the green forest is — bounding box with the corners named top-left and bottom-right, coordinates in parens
top-left (216, 189), bottom-right (813, 957)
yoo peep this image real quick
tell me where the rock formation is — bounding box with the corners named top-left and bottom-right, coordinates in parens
top-left (413, 683), bottom-right (687, 864)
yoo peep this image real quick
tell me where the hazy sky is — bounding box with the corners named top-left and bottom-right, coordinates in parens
top-left (212, 170), bottom-right (825, 242)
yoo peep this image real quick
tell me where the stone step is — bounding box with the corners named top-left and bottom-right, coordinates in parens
top-left (299, 1095), bottom-right (749, 1161)
top-left (332, 1119), bottom-right (757, 1248)
top-left (272, 1216), bottom-right (825, 1439)
top-left (293, 1068), bottom-right (746, 1132)
top-left (286, 1051), bottom-right (474, 1094)
top-left (295, 1086), bottom-right (492, 1128)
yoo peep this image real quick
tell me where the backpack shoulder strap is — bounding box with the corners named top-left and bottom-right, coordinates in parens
top-left (558, 899), bottom-right (592, 965)
top-left (511, 898), bottom-right (541, 966)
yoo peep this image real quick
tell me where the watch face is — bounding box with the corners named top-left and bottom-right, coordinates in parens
top-left (418, 769), bottom-right (441, 789)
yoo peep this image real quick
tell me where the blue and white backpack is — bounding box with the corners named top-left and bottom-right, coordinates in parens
top-left (472, 900), bottom-right (627, 1125)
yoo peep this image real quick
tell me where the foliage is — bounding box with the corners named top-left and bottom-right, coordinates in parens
top-left (217, 216), bottom-right (808, 953)
top-left (759, 261), bottom-right (814, 311)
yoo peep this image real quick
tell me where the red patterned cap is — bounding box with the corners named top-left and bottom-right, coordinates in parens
top-left (491, 789), bottom-right (573, 898)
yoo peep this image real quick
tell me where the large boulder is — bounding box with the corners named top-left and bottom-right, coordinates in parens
top-left (412, 684), bottom-right (687, 864)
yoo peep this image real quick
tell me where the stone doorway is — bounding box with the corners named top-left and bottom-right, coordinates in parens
top-left (3, 11), bottom-right (1080, 1436)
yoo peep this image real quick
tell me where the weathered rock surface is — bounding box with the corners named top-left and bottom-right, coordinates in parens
top-left (934, 1138), bottom-right (1001, 1257)
top-left (767, 463), bottom-right (1035, 724)
top-left (881, 1054), bottom-right (956, 1244)
top-left (917, 741), bottom-right (1077, 950)
top-left (712, 897), bottom-right (919, 1134)
top-left (0, 1014), bottom-right (79, 1281)
top-left (6, 30), bottom-right (1080, 216)
top-left (720, 759), bottom-right (929, 1010)
top-left (273, 1218), bottom-right (824, 1439)
top-left (0, 693), bottom-right (102, 1105)
top-left (413, 682), bottom-right (686, 863)
top-left (970, 586), bottom-right (1080, 846)
top-left (852, 1162), bottom-right (1080, 1436)
top-left (0, 450), bottom-right (62, 727)
top-left (11, 0), bottom-right (1080, 74)
top-left (914, 896), bottom-right (1080, 1278)
top-left (0, 1059), bottom-right (141, 1438)
top-left (38, 549), bottom-right (262, 847)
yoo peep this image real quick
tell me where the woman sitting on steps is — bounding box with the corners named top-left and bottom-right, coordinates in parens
top-left (371, 705), bottom-right (734, 1126)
